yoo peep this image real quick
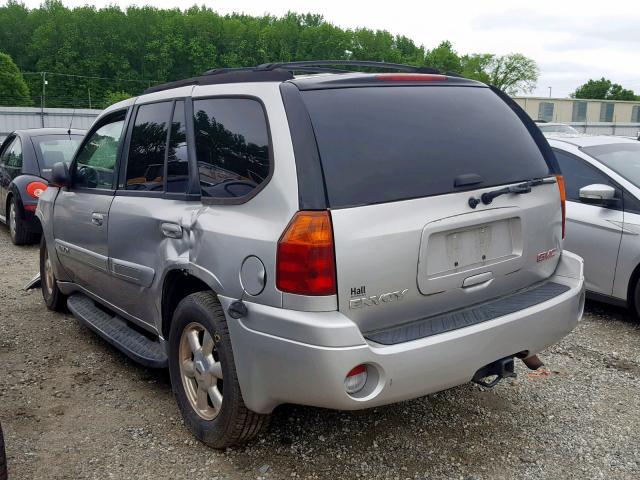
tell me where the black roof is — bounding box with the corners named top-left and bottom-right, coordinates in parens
top-left (143, 60), bottom-right (483, 95)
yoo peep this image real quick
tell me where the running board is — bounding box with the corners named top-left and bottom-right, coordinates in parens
top-left (67, 293), bottom-right (168, 368)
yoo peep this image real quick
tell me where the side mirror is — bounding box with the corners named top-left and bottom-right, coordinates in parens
top-left (51, 161), bottom-right (70, 188)
top-left (579, 183), bottom-right (616, 205)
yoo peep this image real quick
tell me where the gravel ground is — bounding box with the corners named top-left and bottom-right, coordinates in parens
top-left (1, 226), bottom-right (639, 480)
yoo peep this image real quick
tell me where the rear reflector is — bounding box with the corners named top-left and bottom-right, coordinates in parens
top-left (276, 210), bottom-right (337, 296)
top-left (375, 73), bottom-right (448, 82)
top-left (555, 175), bottom-right (566, 239)
top-left (344, 365), bottom-right (368, 394)
top-left (26, 181), bottom-right (48, 199)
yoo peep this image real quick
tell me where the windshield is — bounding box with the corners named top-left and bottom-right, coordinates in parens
top-left (302, 86), bottom-right (551, 208)
top-left (539, 124), bottom-right (579, 134)
top-left (32, 134), bottom-right (84, 168)
top-left (582, 143), bottom-right (640, 187)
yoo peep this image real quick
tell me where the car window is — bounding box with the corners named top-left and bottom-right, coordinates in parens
top-left (193, 98), bottom-right (270, 199)
top-left (301, 86), bottom-right (551, 208)
top-left (4, 137), bottom-right (23, 169)
top-left (74, 111), bottom-right (126, 189)
top-left (582, 143), bottom-right (640, 189)
top-left (0, 137), bottom-right (16, 166)
top-left (125, 102), bottom-right (172, 191)
top-left (554, 150), bottom-right (619, 203)
top-left (32, 135), bottom-right (83, 168)
top-left (167, 101), bottom-right (189, 193)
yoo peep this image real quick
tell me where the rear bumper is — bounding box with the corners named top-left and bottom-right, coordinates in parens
top-left (223, 251), bottom-right (584, 414)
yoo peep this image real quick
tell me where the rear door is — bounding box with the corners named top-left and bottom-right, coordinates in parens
top-left (53, 110), bottom-right (127, 299)
top-left (553, 149), bottom-right (622, 295)
top-left (300, 85), bottom-right (562, 333)
top-left (105, 99), bottom-right (195, 328)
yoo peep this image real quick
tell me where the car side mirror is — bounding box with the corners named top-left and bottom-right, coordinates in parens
top-left (51, 161), bottom-right (70, 188)
top-left (579, 184), bottom-right (616, 206)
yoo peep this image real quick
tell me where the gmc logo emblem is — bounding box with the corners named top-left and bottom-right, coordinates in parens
top-left (537, 248), bottom-right (557, 262)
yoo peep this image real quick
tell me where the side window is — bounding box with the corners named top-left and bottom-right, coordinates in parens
top-left (5, 138), bottom-right (23, 169)
top-left (74, 112), bottom-right (126, 189)
top-left (0, 137), bottom-right (16, 166)
top-left (554, 150), bottom-right (619, 203)
top-left (194, 98), bottom-right (270, 199)
top-left (125, 102), bottom-right (172, 191)
top-left (167, 101), bottom-right (189, 193)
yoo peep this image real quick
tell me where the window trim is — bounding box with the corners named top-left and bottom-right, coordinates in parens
top-left (192, 94), bottom-right (275, 206)
top-left (68, 108), bottom-right (131, 195)
top-left (0, 135), bottom-right (17, 167)
top-left (116, 97), bottom-right (200, 201)
top-left (552, 147), bottom-right (622, 210)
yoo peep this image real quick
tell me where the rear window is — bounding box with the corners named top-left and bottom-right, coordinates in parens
top-left (32, 135), bottom-right (83, 168)
top-left (302, 86), bottom-right (551, 208)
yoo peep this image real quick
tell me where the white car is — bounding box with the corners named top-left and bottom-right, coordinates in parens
top-left (548, 134), bottom-right (640, 318)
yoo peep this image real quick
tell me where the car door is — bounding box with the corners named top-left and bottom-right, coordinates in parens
top-left (0, 136), bottom-right (22, 219)
top-left (0, 136), bottom-right (14, 219)
top-left (53, 110), bottom-right (128, 301)
top-left (105, 99), bottom-right (197, 329)
top-left (554, 149), bottom-right (623, 295)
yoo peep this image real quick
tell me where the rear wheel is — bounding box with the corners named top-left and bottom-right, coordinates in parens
top-left (7, 197), bottom-right (39, 245)
top-left (40, 237), bottom-right (67, 312)
top-left (168, 291), bottom-right (269, 448)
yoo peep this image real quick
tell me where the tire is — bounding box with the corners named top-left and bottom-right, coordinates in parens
top-left (168, 291), bottom-right (269, 448)
top-left (7, 197), bottom-right (39, 246)
top-left (40, 237), bottom-right (67, 312)
top-left (631, 279), bottom-right (640, 323)
top-left (0, 422), bottom-right (7, 480)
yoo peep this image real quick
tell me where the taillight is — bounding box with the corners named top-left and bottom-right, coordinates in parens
top-left (375, 73), bottom-right (448, 82)
top-left (555, 175), bottom-right (566, 239)
top-left (276, 210), bottom-right (337, 296)
top-left (26, 181), bottom-right (48, 199)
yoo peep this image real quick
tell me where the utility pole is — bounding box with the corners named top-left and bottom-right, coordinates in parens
top-left (40, 71), bottom-right (47, 127)
top-left (548, 86), bottom-right (552, 98)
top-left (88, 88), bottom-right (92, 109)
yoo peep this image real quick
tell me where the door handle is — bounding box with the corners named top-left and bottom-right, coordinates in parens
top-left (161, 222), bottom-right (183, 239)
top-left (91, 212), bottom-right (104, 226)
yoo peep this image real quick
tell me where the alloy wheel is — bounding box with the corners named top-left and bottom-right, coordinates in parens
top-left (8, 202), bottom-right (16, 239)
top-left (179, 322), bottom-right (223, 420)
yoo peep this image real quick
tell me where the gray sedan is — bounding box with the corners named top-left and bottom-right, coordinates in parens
top-left (548, 135), bottom-right (640, 318)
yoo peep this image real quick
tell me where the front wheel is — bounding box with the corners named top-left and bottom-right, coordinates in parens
top-left (40, 237), bottom-right (67, 311)
top-left (168, 291), bottom-right (269, 448)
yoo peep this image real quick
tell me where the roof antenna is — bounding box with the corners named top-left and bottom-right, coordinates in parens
top-left (68, 99), bottom-right (77, 135)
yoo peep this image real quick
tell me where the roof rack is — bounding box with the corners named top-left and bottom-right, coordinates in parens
top-left (144, 60), bottom-right (442, 95)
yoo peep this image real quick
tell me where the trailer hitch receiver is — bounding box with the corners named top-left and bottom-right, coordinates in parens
top-left (472, 357), bottom-right (516, 388)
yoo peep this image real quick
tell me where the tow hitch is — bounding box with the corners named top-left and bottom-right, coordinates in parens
top-left (472, 357), bottom-right (516, 388)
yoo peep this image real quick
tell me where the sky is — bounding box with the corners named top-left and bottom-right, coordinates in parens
top-left (18, 0), bottom-right (640, 98)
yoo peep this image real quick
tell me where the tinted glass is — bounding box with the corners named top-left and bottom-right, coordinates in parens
top-left (74, 112), bottom-right (125, 189)
top-left (582, 143), bottom-right (640, 188)
top-left (554, 150), bottom-right (617, 202)
top-left (167, 101), bottom-right (189, 193)
top-left (302, 87), bottom-right (551, 208)
top-left (126, 102), bottom-right (172, 191)
top-left (194, 98), bottom-right (270, 199)
top-left (32, 135), bottom-right (83, 168)
top-left (1, 137), bottom-right (22, 168)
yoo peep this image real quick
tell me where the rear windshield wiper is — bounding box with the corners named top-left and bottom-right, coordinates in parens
top-left (468, 178), bottom-right (556, 209)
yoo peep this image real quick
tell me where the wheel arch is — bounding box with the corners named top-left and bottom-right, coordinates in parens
top-left (161, 268), bottom-right (220, 341)
top-left (626, 261), bottom-right (640, 311)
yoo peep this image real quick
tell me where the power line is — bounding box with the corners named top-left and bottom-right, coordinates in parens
top-left (21, 71), bottom-right (163, 84)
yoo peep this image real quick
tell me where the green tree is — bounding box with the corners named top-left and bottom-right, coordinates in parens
top-left (104, 90), bottom-right (131, 106)
top-left (424, 41), bottom-right (461, 73)
top-left (486, 53), bottom-right (538, 95)
top-left (0, 51), bottom-right (31, 106)
top-left (572, 78), bottom-right (637, 100)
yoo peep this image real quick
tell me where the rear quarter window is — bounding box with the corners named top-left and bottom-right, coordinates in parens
top-left (301, 86), bottom-right (551, 208)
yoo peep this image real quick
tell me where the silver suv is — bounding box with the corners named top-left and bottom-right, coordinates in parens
top-left (36, 61), bottom-right (585, 448)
